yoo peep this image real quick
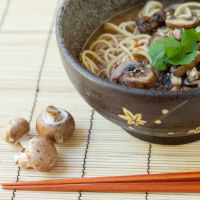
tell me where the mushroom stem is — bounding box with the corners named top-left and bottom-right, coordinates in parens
top-left (14, 152), bottom-right (31, 169)
top-left (37, 105), bottom-right (75, 143)
top-left (45, 105), bottom-right (62, 122)
top-left (16, 134), bottom-right (30, 149)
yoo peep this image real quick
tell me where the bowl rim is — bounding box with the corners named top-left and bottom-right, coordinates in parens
top-left (56, 0), bottom-right (200, 98)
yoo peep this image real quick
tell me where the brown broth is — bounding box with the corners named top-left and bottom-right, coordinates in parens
top-left (85, 7), bottom-right (141, 49)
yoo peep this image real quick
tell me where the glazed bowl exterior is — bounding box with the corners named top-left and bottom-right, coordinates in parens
top-left (56, 0), bottom-right (200, 145)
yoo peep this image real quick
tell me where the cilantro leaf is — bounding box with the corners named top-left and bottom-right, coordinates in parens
top-left (166, 50), bottom-right (198, 65)
top-left (149, 40), bottom-right (167, 71)
top-left (191, 43), bottom-right (199, 51)
top-left (152, 50), bottom-right (167, 71)
top-left (186, 28), bottom-right (200, 41)
top-left (148, 28), bottom-right (200, 71)
top-left (162, 36), bottom-right (181, 58)
top-left (177, 29), bottom-right (197, 57)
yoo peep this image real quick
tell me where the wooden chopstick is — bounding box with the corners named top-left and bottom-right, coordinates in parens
top-left (3, 182), bottom-right (200, 193)
top-left (2, 172), bottom-right (200, 186)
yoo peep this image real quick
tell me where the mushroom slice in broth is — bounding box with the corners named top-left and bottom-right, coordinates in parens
top-left (110, 60), bottom-right (157, 89)
top-left (166, 16), bottom-right (199, 29)
top-left (119, 67), bottom-right (157, 89)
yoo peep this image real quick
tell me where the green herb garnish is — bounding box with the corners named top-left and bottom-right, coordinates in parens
top-left (149, 28), bottom-right (200, 71)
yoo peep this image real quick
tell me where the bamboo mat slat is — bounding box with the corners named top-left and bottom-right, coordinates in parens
top-left (0, 0), bottom-right (7, 23)
top-left (148, 142), bottom-right (200, 199)
top-left (2, 0), bottom-right (58, 32)
top-left (1, 0), bottom-right (200, 200)
top-left (13, 32), bottom-right (91, 200)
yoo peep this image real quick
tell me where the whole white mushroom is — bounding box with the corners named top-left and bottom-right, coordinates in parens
top-left (14, 136), bottom-right (58, 172)
top-left (36, 105), bottom-right (75, 143)
top-left (2, 118), bottom-right (30, 148)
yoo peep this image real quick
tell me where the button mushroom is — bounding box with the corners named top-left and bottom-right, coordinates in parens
top-left (2, 118), bottom-right (30, 148)
top-left (14, 136), bottom-right (58, 172)
top-left (36, 105), bottom-right (75, 143)
top-left (166, 16), bottom-right (199, 29)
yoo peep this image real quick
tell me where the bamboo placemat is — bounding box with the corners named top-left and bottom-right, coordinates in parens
top-left (1, 0), bottom-right (200, 200)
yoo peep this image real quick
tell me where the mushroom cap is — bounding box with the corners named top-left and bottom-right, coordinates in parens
top-left (119, 67), bottom-right (157, 89)
top-left (110, 60), bottom-right (157, 89)
top-left (110, 60), bottom-right (142, 81)
top-left (166, 16), bottom-right (199, 29)
top-left (36, 108), bottom-right (75, 143)
top-left (2, 118), bottom-right (30, 144)
top-left (26, 136), bottom-right (58, 172)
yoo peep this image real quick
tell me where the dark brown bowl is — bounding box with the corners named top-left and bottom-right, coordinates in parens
top-left (56, 0), bottom-right (200, 145)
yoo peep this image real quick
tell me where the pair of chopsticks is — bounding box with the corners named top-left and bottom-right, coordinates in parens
top-left (2, 172), bottom-right (200, 193)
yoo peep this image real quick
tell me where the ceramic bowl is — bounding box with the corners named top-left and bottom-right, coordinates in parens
top-left (56, 0), bottom-right (200, 145)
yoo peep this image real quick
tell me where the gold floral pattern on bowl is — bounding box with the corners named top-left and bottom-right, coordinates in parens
top-left (118, 107), bottom-right (147, 127)
top-left (118, 108), bottom-right (200, 137)
top-left (187, 127), bottom-right (200, 134)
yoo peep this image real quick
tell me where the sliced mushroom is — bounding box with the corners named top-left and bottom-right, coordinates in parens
top-left (36, 105), bottom-right (75, 143)
top-left (110, 60), bottom-right (157, 89)
top-left (166, 16), bottom-right (199, 29)
top-left (136, 11), bottom-right (166, 34)
top-left (149, 35), bottom-right (165, 45)
top-left (2, 118), bottom-right (30, 148)
top-left (119, 67), bottom-right (157, 89)
top-left (170, 73), bottom-right (182, 86)
top-left (14, 136), bottom-right (58, 172)
top-left (174, 53), bottom-right (200, 77)
top-left (172, 28), bottom-right (182, 41)
top-left (186, 67), bottom-right (199, 82)
top-left (136, 16), bottom-right (151, 34)
top-left (110, 61), bottom-right (140, 82)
